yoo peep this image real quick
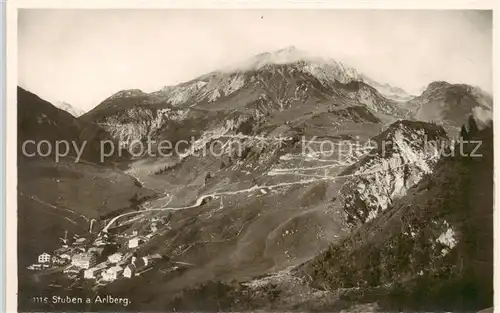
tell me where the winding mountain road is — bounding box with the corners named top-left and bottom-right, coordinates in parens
top-left (100, 155), bottom-right (419, 234)
top-left (100, 177), bottom-right (325, 233)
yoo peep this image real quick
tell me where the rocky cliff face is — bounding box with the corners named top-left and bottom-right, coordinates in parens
top-left (97, 106), bottom-right (189, 149)
top-left (339, 120), bottom-right (449, 224)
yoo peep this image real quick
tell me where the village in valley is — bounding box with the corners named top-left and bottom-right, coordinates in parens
top-left (27, 212), bottom-right (191, 286)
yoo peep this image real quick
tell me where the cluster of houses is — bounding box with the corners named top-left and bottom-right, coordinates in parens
top-left (60, 248), bottom-right (161, 282)
top-left (92, 253), bottom-right (162, 281)
top-left (28, 216), bottom-right (168, 283)
top-left (26, 236), bottom-right (91, 271)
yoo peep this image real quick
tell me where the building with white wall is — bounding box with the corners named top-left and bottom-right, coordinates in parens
top-left (38, 252), bottom-right (51, 264)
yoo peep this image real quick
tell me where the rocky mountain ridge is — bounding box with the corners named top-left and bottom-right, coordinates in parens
top-left (17, 46), bottom-right (493, 313)
top-left (81, 48), bottom-right (412, 155)
top-left (338, 120), bottom-right (449, 225)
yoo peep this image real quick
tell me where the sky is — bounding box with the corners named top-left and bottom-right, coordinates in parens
top-left (18, 9), bottom-right (493, 112)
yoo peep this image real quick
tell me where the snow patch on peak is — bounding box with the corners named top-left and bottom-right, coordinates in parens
top-left (54, 101), bottom-right (85, 117)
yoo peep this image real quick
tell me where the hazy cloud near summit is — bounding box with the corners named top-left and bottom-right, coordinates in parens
top-left (18, 9), bottom-right (492, 111)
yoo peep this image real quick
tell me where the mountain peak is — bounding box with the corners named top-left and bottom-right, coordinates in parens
top-left (219, 46), bottom-right (361, 86)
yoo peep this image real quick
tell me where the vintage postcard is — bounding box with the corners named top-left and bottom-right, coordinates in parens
top-left (5, 1), bottom-right (497, 312)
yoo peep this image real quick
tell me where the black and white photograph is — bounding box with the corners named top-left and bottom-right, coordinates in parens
top-left (11, 4), bottom-right (495, 312)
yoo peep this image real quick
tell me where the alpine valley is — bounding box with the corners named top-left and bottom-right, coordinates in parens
top-left (18, 46), bottom-right (493, 312)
